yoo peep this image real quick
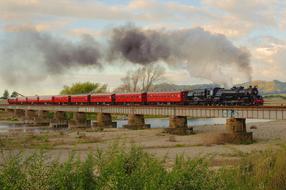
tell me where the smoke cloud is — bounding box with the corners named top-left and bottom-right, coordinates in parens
top-left (0, 29), bottom-right (101, 84)
top-left (0, 24), bottom-right (252, 86)
top-left (108, 25), bottom-right (252, 86)
top-left (108, 27), bottom-right (170, 64)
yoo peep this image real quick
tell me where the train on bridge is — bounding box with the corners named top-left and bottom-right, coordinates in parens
top-left (7, 86), bottom-right (264, 106)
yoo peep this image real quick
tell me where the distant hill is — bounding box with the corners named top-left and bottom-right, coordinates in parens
top-left (241, 80), bottom-right (286, 94)
top-left (150, 83), bottom-right (219, 92)
top-left (151, 80), bottom-right (286, 95)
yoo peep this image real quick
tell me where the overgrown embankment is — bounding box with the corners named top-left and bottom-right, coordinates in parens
top-left (0, 145), bottom-right (286, 190)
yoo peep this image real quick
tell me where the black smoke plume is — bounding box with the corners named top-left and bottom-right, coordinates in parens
top-left (108, 25), bottom-right (252, 86)
top-left (108, 27), bottom-right (170, 64)
top-left (0, 24), bottom-right (252, 86)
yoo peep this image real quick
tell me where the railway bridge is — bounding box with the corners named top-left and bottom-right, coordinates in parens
top-left (1, 104), bottom-right (285, 143)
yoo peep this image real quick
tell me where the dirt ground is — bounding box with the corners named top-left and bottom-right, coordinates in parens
top-left (1, 118), bottom-right (286, 167)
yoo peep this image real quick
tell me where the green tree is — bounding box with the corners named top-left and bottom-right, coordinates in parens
top-left (2, 90), bottom-right (9, 99)
top-left (60, 82), bottom-right (107, 95)
top-left (11, 91), bottom-right (18, 97)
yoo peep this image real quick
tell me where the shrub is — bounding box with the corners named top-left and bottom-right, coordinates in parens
top-left (0, 145), bottom-right (286, 190)
top-left (162, 156), bottom-right (219, 190)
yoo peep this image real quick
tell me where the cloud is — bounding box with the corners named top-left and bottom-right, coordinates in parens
top-left (0, 0), bottom-right (214, 24)
top-left (1, 0), bottom-right (286, 92)
top-left (204, 0), bottom-right (278, 26)
top-left (127, 0), bottom-right (214, 22)
top-left (201, 0), bottom-right (284, 38)
top-left (249, 36), bottom-right (286, 81)
top-left (0, 0), bottom-right (129, 21)
top-left (200, 16), bottom-right (253, 38)
top-left (4, 19), bottom-right (71, 32)
top-left (2, 0), bottom-right (282, 40)
top-left (128, 0), bottom-right (155, 9)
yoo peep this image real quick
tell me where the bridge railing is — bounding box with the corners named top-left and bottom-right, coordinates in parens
top-left (0, 105), bottom-right (285, 120)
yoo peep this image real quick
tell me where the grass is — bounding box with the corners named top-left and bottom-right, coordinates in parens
top-left (264, 94), bottom-right (286, 100)
top-left (1, 145), bottom-right (286, 190)
top-left (0, 132), bottom-right (64, 149)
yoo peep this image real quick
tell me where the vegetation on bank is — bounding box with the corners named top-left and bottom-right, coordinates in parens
top-left (0, 145), bottom-right (286, 190)
top-left (264, 94), bottom-right (286, 100)
top-left (60, 82), bottom-right (107, 95)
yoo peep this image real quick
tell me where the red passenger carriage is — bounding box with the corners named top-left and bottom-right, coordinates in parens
top-left (7, 98), bottom-right (17, 104)
top-left (147, 91), bottom-right (187, 104)
top-left (17, 97), bottom-right (27, 104)
top-left (90, 94), bottom-right (115, 104)
top-left (115, 93), bottom-right (147, 104)
top-left (38, 96), bottom-right (54, 104)
top-left (26, 96), bottom-right (39, 104)
top-left (53, 95), bottom-right (70, 104)
top-left (70, 95), bottom-right (89, 104)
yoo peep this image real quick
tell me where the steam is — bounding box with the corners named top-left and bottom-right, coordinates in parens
top-left (108, 25), bottom-right (251, 86)
top-left (0, 29), bottom-right (101, 84)
top-left (0, 24), bottom-right (252, 86)
top-left (108, 27), bottom-right (170, 64)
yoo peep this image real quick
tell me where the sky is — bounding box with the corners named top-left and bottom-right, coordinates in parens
top-left (0, 0), bottom-right (286, 95)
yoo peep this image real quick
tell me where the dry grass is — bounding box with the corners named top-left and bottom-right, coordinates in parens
top-left (78, 136), bottom-right (102, 144)
top-left (168, 135), bottom-right (177, 142)
top-left (0, 131), bottom-right (76, 149)
top-left (200, 133), bottom-right (228, 146)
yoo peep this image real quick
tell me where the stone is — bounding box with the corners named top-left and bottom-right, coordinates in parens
top-left (50, 111), bottom-right (68, 128)
top-left (14, 109), bottom-right (26, 120)
top-left (169, 116), bottom-right (188, 128)
top-left (165, 127), bottom-right (193, 135)
top-left (93, 113), bottom-right (117, 128)
top-left (123, 114), bottom-right (150, 130)
top-left (69, 112), bottom-right (90, 128)
top-left (166, 116), bottom-right (193, 135)
top-left (224, 117), bottom-right (253, 144)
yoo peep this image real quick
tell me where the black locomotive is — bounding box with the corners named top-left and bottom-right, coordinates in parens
top-left (186, 86), bottom-right (263, 106)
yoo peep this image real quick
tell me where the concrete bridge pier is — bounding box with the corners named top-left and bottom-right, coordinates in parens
top-left (5, 109), bottom-right (15, 116)
top-left (123, 114), bottom-right (150, 130)
top-left (7, 109), bottom-right (14, 114)
top-left (165, 116), bottom-right (193, 135)
top-left (69, 112), bottom-right (90, 128)
top-left (35, 110), bottom-right (50, 125)
top-left (93, 113), bottom-right (116, 128)
top-left (24, 110), bottom-right (39, 124)
top-left (0, 109), bottom-right (14, 120)
top-left (14, 109), bottom-right (26, 121)
top-left (50, 111), bottom-right (68, 128)
top-left (223, 117), bottom-right (253, 144)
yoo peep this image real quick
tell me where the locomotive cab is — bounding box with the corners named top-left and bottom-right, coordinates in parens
top-left (186, 89), bottom-right (211, 105)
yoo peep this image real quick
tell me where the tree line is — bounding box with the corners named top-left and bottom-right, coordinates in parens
top-left (59, 65), bottom-right (165, 95)
top-left (1, 90), bottom-right (17, 99)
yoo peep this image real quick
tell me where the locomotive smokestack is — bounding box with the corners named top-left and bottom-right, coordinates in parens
top-left (108, 25), bottom-right (252, 86)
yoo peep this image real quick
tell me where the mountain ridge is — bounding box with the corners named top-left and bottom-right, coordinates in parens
top-left (151, 80), bottom-right (286, 95)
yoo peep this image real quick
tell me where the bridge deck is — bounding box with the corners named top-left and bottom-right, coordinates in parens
top-left (1, 105), bottom-right (286, 120)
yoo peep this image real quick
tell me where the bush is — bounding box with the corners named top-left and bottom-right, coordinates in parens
top-left (94, 145), bottom-right (166, 189)
top-left (162, 156), bottom-right (219, 190)
top-left (0, 146), bottom-right (286, 190)
top-left (237, 149), bottom-right (286, 190)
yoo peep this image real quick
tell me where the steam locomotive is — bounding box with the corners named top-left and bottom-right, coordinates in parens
top-left (7, 86), bottom-right (264, 106)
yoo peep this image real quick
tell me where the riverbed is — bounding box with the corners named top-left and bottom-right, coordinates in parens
top-left (0, 117), bottom-right (271, 133)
